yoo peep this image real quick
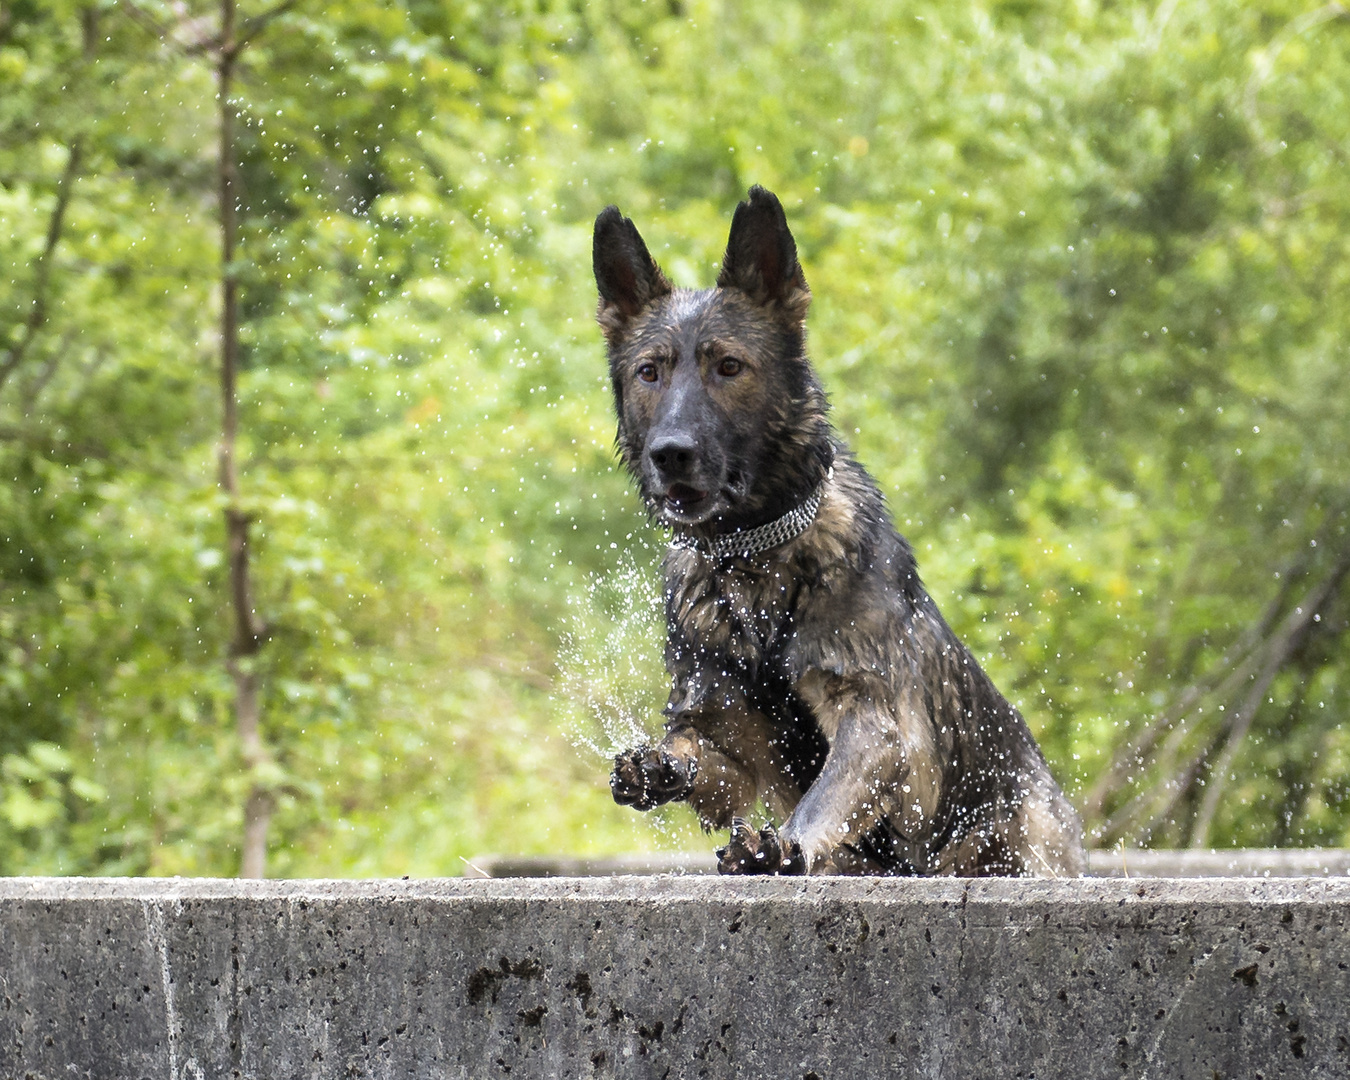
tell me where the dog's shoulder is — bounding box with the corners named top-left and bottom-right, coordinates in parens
top-left (794, 456), bottom-right (895, 573)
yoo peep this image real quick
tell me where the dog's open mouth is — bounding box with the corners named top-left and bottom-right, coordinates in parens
top-left (663, 483), bottom-right (712, 519)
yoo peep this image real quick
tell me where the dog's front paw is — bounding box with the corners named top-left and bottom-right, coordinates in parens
top-left (716, 819), bottom-right (806, 875)
top-left (610, 746), bottom-right (695, 811)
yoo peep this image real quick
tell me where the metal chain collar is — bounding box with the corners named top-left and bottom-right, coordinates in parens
top-left (670, 481), bottom-right (826, 560)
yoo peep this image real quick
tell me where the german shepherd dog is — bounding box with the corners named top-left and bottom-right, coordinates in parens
top-left (593, 186), bottom-right (1085, 876)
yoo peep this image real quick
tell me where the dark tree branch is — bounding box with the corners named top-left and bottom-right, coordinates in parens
top-left (1187, 546), bottom-right (1350, 846)
top-left (236, 0), bottom-right (303, 50)
top-left (118, 0), bottom-right (171, 41)
top-left (19, 331), bottom-right (74, 407)
top-left (1, 7), bottom-right (100, 399)
top-left (121, 0), bottom-right (218, 54)
top-left (1271, 677), bottom-right (1317, 847)
top-left (0, 141), bottom-right (83, 395)
top-left (1095, 538), bottom-right (1350, 847)
top-left (0, 422), bottom-right (108, 460)
top-left (1083, 502), bottom-right (1339, 825)
top-left (1133, 744), bottom-right (1214, 846)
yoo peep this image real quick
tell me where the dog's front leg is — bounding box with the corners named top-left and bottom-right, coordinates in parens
top-left (777, 701), bottom-right (942, 874)
top-left (716, 700), bottom-right (936, 876)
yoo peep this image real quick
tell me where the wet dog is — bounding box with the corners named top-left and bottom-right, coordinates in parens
top-left (593, 186), bottom-right (1085, 876)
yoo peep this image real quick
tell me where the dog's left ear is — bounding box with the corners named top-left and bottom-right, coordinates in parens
top-left (717, 186), bottom-right (810, 323)
top-left (593, 206), bottom-right (672, 345)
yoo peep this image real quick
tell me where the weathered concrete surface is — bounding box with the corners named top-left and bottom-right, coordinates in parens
top-left (2, 875), bottom-right (1349, 1079)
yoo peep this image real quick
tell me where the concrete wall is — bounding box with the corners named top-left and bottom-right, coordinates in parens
top-left (2, 874), bottom-right (1349, 1079)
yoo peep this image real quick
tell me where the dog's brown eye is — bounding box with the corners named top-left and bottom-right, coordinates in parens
top-left (637, 363), bottom-right (659, 383)
top-left (718, 357), bottom-right (743, 377)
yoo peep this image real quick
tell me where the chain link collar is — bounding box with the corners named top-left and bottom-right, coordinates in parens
top-left (670, 479), bottom-right (827, 560)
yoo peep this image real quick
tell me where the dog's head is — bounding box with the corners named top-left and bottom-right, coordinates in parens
top-left (593, 186), bottom-right (833, 533)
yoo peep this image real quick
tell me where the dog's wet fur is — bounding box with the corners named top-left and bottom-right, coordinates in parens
top-left (593, 186), bottom-right (1085, 876)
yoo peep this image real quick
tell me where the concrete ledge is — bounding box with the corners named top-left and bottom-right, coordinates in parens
top-left (3, 876), bottom-right (1349, 1078)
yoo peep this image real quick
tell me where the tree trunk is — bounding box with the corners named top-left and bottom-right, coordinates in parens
top-left (217, 0), bottom-right (272, 879)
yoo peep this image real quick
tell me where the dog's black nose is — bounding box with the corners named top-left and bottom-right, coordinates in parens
top-left (647, 435), bottom-right (698, 479)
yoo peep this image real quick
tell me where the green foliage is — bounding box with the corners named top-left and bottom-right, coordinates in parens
top-left (1, 0), bottom-right (1348, 874)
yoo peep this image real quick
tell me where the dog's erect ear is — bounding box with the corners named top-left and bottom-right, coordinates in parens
top-left (593, 206), bottom-right (672, 343)
top-left (716, 186), bottom-right (810, 322)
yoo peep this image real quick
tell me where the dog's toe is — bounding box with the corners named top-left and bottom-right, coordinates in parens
top-left (717, 817), bottom-right (759, 874)
top-left (718, 818), bottom-right (793, 875)
top-left (777, 835), bottom-right (807, 876)
top-left (610, 747), bottom-right (653, 808)
top-left (756, 824), bottom-right (783, 869)
top-left (648, 749), bottom-right (695, 802)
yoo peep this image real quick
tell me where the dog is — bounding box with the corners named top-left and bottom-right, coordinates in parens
top-left (592, 186), bottom-right (1085, 876)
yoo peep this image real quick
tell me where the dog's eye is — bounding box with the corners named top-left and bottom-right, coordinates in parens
top-left (636, 362), bottom-right (659, 383)
top-left (717, 357), bottom-right (743, 377)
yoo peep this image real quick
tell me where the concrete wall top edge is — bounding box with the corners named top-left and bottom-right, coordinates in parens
top-left (3, 873), bottom-right (1350, 905)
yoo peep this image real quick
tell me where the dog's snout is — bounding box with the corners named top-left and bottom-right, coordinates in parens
top-left (647, 435), bottom-right (698, 479)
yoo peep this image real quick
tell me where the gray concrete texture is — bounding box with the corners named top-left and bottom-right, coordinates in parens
top-left (2, 874), bottom-right (1349, 1079)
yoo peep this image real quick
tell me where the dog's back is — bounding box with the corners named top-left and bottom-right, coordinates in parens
top-left (597, 187), bottom-right (1085, 877)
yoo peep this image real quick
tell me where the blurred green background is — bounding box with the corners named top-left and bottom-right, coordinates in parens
top-left (2, 0), bottom-right (1349, 876)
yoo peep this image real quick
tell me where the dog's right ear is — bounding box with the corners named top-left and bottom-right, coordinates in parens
top-left (593, 206), bottom-right (672, 344)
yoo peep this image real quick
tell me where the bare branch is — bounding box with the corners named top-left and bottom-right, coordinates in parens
top-left (236, 0), bottom-right (303, 50)
top-left (1187, 546), bottom-right (1350, 846)
top-left (1243, 3), bottom-right (1350, 153)
top-left (0, 417), bottom-right (108, 460)
top-left (120, 0), bottom-right (218, 55)
top-left (1091, 530), bottom-right (1350, 846)
top-left (0, 141), bottom-right (83, 395)
top-left (1083, 501), bottom-right (1339, 823)
top-left (18, 330), bottom-right (75, 408)
top-left (1130, 744), bottom-right (1213, 846)
top-left (119, 0), bottom-right (171, 40)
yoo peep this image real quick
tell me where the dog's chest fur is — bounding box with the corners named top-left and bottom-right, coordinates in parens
top-left (667, 555), bottom-right (797, 665)
top-left (660, 461), bottom-right (903, 733)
